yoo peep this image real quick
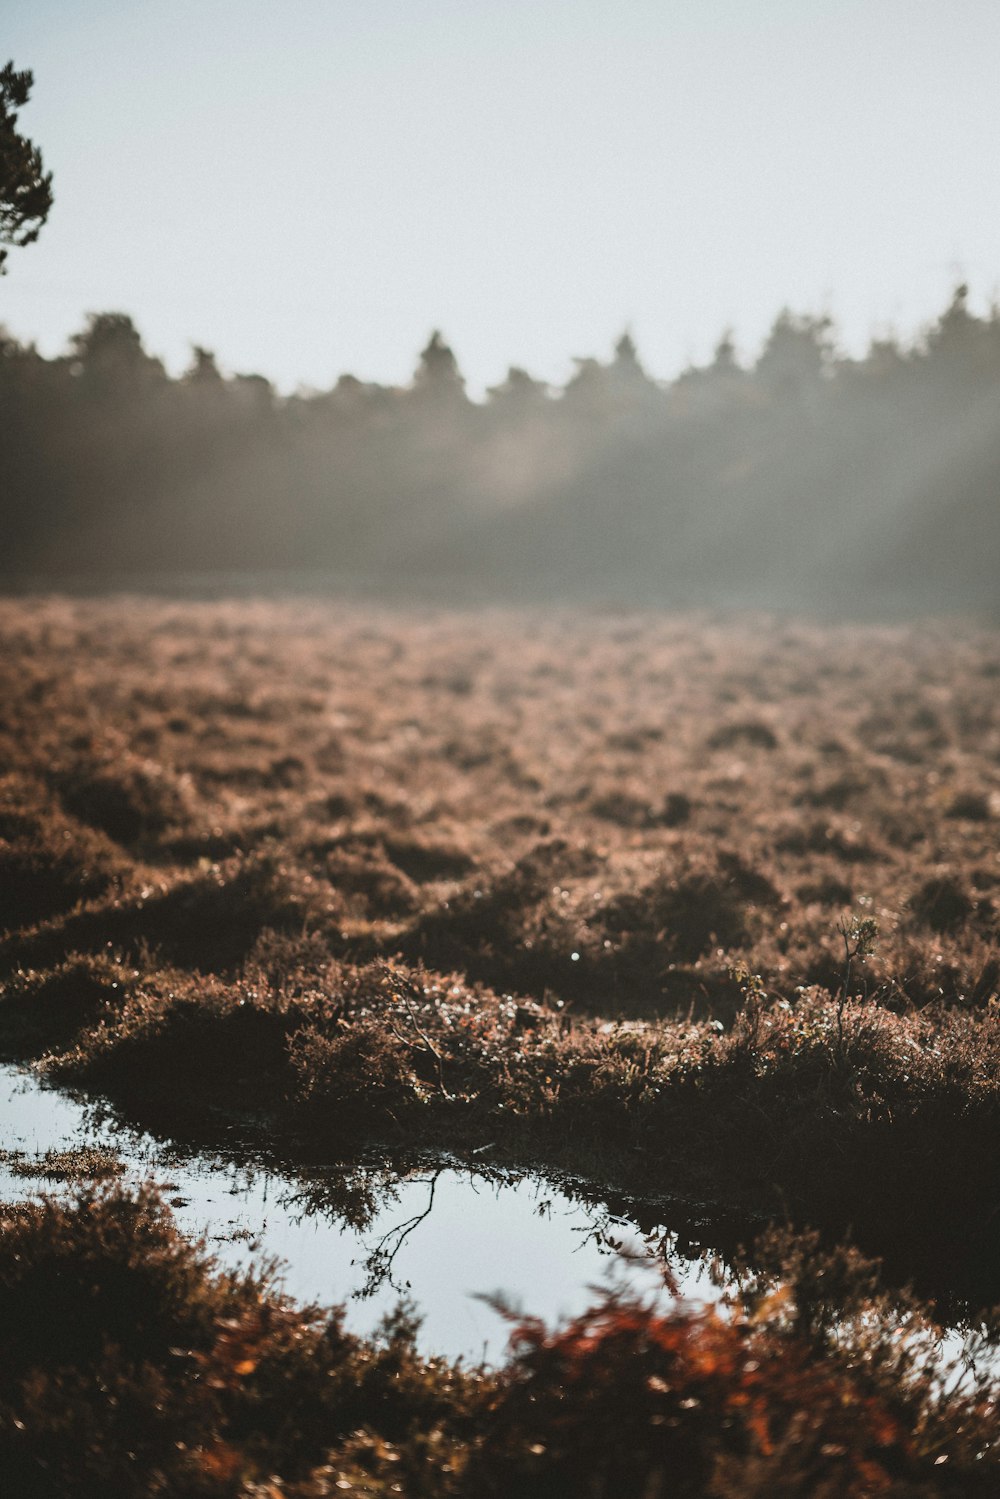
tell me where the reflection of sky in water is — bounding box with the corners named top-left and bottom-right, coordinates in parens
top-left (0, 1064), bottom-right (720, 1363)
top-left (2, 1063), bottom-right (996, 1387)
top-left (5, 1065), bottom-right (993, 1383)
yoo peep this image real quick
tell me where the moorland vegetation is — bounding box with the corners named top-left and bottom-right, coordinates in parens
top-left (2, 598), bottom-right (999, 1492)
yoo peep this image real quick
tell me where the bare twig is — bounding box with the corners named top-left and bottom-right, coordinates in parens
top-left (835, 915), bottom-right (879, 1059)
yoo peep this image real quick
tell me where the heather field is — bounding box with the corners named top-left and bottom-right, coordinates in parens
top-left (2, 595), bottom-right (1000, 1495)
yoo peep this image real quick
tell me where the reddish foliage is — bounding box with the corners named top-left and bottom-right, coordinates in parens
top-left (471, 1291), bottom-right (917, 1497)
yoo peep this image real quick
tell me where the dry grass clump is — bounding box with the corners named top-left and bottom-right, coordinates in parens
top-left (663, 986), bottom-right (1000, 1292)
top-left (42, 964), bottom-right (320, 1121)
top-left (51, 751), bottom-right (192, 848)
top-left (0, 951), bottom-right (137, 1054)
top-left (112, 851), bottom-right (339, 972)
top-left (288, 1017), bottom-right (414, 1131)
top-left (909, 873), bottom-right (976, 934)
top-left (1, 850), bottom-right (342, 979)
top-left (0, 1144), bottom-right (124, 1180)
top-left (602, 851), bottom-right (779, 963)
top-left (0, 1187), bottom-right (996, 1497)
top-left (0, 779), bottom-right (130, 933)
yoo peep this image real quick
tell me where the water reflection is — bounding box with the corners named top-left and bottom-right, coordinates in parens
top-left (0, 1063), bottom-right (718, 1362)
top-left (2, 1063), bottom-right (996, 1381)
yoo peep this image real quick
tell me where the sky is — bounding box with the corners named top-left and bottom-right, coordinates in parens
top-left (4, 0), bottom-right (1000, 395)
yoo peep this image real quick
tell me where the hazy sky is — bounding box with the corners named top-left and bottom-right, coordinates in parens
top-left (4, 0), bottom-right (1000, 394)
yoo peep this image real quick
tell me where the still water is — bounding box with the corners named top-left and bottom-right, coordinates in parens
top-left (0, 1062), bottom-right (721, 1364)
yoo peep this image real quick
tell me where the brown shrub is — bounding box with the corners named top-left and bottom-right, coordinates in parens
top-left (706, 719), bottom-right (778, 751)
top-left (1, 951), bottom-right (136, 1049)
top-left (946, 790), bottom-right (993, 822)
top-left (603, 860), bottom-right (758, 964)
top-left (911, 875), bottom-right (975, 934)
top-left (52, 754), bottom-right (190, 847)
top-left (0, 814), bottom-right (128, 933)
top-left (288, 1018), bottom-right (417, 1132)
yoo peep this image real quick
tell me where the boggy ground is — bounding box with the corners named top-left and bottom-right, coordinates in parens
top-left (3, 596), bottom-right (1000, 1492)
top-left (2, 598), bottom-right (999, 1292)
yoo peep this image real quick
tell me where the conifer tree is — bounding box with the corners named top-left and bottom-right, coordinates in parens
top-left (0, 61), bottom-right (53, 275)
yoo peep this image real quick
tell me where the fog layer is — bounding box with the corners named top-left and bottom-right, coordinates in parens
top-left (2, 287), bottom-right (997, 614)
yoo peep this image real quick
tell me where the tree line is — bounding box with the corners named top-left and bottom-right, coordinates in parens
top-left (1, 287), bottom-right (999, 613)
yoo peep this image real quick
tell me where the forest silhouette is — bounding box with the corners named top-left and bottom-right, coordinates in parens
top-left (1, 286), bottom-right (998, 614)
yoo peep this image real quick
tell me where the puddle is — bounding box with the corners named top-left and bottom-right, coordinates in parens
top-left (2, 1064), bottom-right (995, 1384)
top-left (0, 1063), bottom-right (721, 1363)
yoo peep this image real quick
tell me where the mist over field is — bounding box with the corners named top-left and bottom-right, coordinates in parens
top-left (2, 286), bottom-right (998, 614)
